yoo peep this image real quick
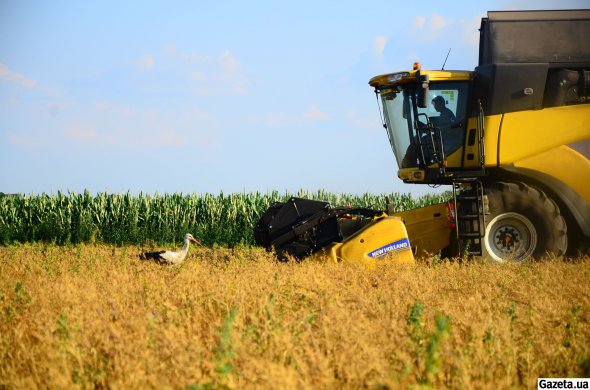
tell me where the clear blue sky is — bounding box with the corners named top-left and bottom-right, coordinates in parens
top-left (1, 0), bottom-right (587, 196)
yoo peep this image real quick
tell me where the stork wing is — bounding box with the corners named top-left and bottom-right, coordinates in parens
top-left (140, 250), bottom-right (166, 261)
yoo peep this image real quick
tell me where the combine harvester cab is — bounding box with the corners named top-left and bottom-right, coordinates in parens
top-left (254, 197), bottom-right (452, 265)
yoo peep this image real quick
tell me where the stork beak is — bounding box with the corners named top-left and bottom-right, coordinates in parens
top-left (190, 237), bottom-right (203, 247)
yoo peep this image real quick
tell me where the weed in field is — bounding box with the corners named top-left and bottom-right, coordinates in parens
top-left (407, 300), bottom-right (425, 345)
top-left (215, 308), bottom-right (239, 385)
top-left (564, 305), bottom-right (582, 348)
top-left (424, 314), bottom-right (451, 385)
top-left (55, 310), bottom-right (70, 341)
top-left (3, 281), bottom-right (32, 322)
top-left (507, 301), bottom-right (518, 334)
top-left (482, 326), bottom-right (495, 344)
top-left (405, 301), bottom-right (452, 386)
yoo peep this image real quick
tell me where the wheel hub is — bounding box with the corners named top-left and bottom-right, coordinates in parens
top-left (484, 212), bottom-right (537, 262)
top-left (496, 227), bottom-right (520, 251)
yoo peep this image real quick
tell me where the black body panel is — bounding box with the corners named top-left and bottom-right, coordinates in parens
top-left (479, 10), bottom-right (590, 66)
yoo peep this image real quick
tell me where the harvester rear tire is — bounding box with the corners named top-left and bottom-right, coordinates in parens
top-left (482, 182), bottom-right (567, 262)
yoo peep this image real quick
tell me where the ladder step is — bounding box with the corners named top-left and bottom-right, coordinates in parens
top-left (453, 178), bottom-right (484, 257)
top-left (458, 195), bottom-right (478, 201)
top-left (458, 214), bottom-right (480, 220)
top-left (459, 232), bottom-right (483, 238)
top-left (446, 171), bottom-right (487, 179)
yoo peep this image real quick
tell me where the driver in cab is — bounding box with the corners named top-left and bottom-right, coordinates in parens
top-left (430, 95), bottom-right (455, 126)
top-left (401, 95), bottom-right (458, 168)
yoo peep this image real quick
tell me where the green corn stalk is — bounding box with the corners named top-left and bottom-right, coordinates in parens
top-left (0, 190), bottom-right (449, 246)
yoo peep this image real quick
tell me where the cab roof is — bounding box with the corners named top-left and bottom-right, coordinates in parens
top-left (369, 69), bottom-right (473, 89)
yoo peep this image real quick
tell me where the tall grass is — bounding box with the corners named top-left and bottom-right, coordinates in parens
top-left (0, 190), bottom-right (449, 246)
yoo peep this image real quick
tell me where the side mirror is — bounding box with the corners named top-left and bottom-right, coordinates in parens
top-left (417, 75), bottom-right (430, 108)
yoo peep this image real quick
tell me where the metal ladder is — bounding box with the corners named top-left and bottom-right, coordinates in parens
top-left (451, 99), bottom-right (488, 257)
top-left (452, 179), bottom-right (486, 256)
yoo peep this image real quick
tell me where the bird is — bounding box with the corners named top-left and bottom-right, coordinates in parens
top-left (140, 233), bottom-right (203, 265)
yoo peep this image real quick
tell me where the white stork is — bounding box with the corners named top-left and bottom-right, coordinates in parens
top-left (140, 233), bottom-right (203, 265)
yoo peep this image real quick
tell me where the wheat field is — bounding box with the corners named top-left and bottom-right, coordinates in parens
top-left (1, 244), bottom-right (589, 389)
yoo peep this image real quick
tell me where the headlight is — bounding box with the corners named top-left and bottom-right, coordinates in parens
top-left (387, 72), bottom-right (410, 83)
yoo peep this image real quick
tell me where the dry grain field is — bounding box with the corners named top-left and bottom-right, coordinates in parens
top-left (1, 244), bottom-right (589, 389)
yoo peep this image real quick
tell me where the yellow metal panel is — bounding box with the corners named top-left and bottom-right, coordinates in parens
top-left (514, 145), bottom-right (590, 203)
top-left (499, 105), bottom-right (590, 164)
top-left (444, 146), bottom-right (464, 167)
top-left (394, 203), bottom-right (451, 258)
top-left (312, 216), bottom-right (414, 267)
top-left (448, 114), bottom-right (503, 169)
top-left (482, 114), bottom-right (502, 167)
top-left (309, 205), bottom-right (452, 263)
top-left (398, 168), bottom-right (426, 182)
top-left (369, 70), bottom-right (472, 88)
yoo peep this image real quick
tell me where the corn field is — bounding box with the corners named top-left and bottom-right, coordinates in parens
top-left (0, 190), bottom-right (449, 246)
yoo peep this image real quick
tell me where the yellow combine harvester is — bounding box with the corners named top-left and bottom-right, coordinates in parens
top-left (255, 10), bottom-right (589, 264)
top-left (369, 10), bottom-right (590, 261)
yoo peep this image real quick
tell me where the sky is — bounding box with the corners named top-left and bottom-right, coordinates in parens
top-left (1, 0), bottom-right (587, 197)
